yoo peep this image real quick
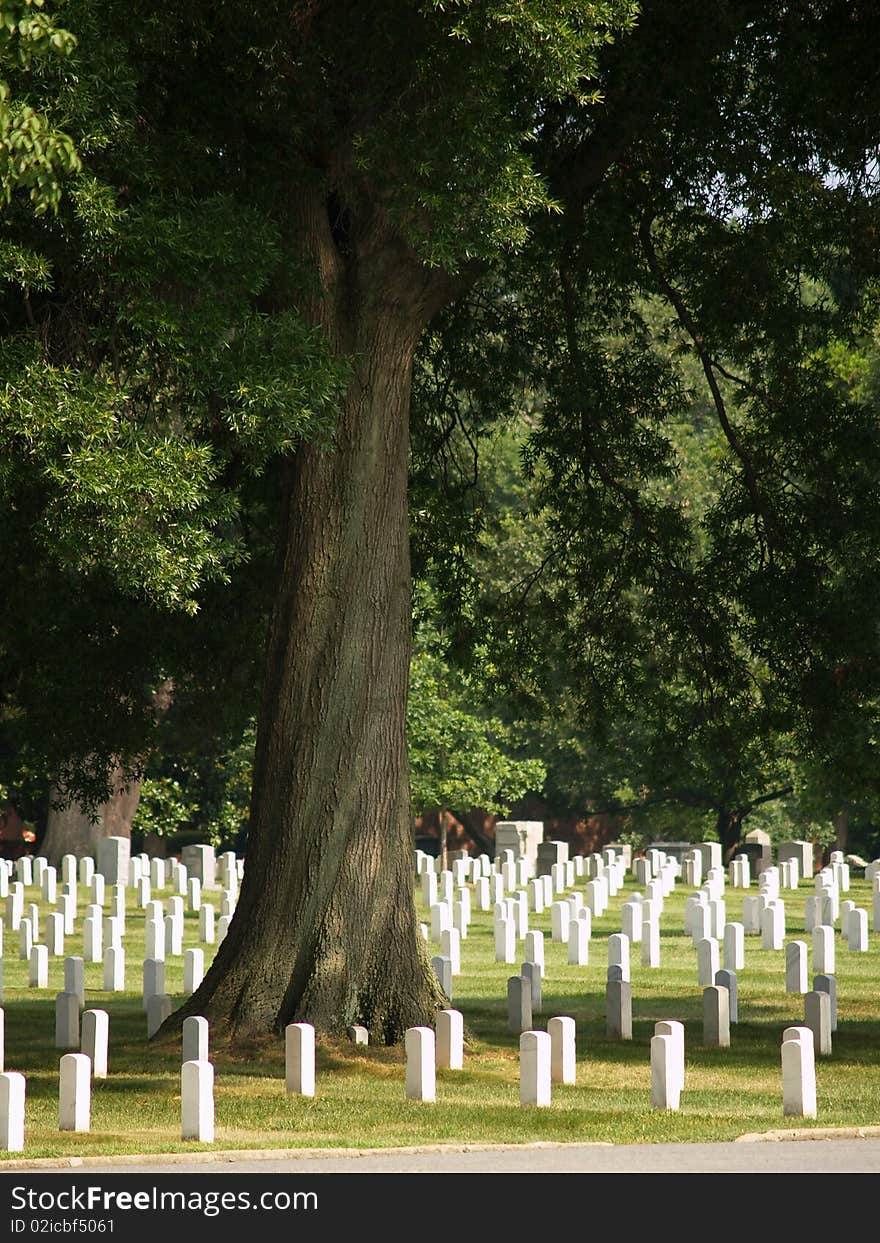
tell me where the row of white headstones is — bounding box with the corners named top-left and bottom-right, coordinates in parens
top-left (1, 849), bottom-right (244, 1033)
top-left (0, 843), bottom-right (878, 1149)
top-left (0, 848), bottom-right (242, 1149)
top-left (0, 1005), bottom-right (464, 1150)
top-left (416, 844), bottom-right (880, 1119)
top-left (0, 1011), bottom-right (217, 1147)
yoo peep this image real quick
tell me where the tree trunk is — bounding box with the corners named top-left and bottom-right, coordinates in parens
top-left (439, 806), bottom-right (448, 873)
top-left (459, 809), bottom-right (494, 857)
top-left (40, 767), bottom-right (141, 865)
top-left (833, 809), bottom-right (849, 856)
top-left (39, 681), bottom-right (168, 864)
top-left (174, 192), bottom-right (456, 1041)
top-left (716, 808), bottom-right (743, 863)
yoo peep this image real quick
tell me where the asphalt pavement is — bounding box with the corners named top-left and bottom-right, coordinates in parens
top-left (7, 1136), bottom-right (880, 1174)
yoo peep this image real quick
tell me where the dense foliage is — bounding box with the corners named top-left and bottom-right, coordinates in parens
top-left (3, 5), bottom-right (880, 1033)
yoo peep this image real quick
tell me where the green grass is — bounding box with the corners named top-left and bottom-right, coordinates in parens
top-left (1, 866), bottom-right (879, 1157)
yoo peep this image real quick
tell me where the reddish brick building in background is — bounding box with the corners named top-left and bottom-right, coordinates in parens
top-left (0, 802), bottom-right (36, 859)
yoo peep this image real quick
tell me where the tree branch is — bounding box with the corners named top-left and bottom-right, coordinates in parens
top-left (638, 209), bottom-right (782, 555)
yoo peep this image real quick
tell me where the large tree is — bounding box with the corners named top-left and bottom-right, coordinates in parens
top-left (4, 2), bottom-right (880, 1042)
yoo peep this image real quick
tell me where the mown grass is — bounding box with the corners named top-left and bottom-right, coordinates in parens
top-left (1, 864), bottom-right (879, 1157)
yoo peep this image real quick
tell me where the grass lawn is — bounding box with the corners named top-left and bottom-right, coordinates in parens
top-left (1, 863), bottom-right (879, 1158)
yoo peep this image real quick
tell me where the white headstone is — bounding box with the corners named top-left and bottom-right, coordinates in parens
top-left (651, 1033), bottom-right (680, 1110)
top-left (142, 959), bottom-right (165, 1010)
top-left (97, 836), bottom-right (130, 886)
top-left (519, 1029), bottom-right (551, 1106)
top-left (804, 990), bottom-right (832, 1056)
top-left (621, 900), bottom-right (643, 944)
top-left (103, 915), bottom-right (122, 950)
top-left (199, 904), bottom-right (215, 944)
top-left (111, 883), bottom-right (125, 928)
top-left (654, 1019), bottom-right (685, 1097)
top-left (81, 1009), bottom-right (109, 1078)
top-left (782, 1026), bottom-right (816, 1118)
top-left (82, 914), bottom-right (102, 964)
top-left (703, 984), bottom-right (730, 1048)
top-left (846, 906), bottom-right (868, 951)
top-left (181, 844), bottom-right (216, 888)
top-left (785, 940), bottom-right (808, 994)
top-left (145, 917), bottom-right (165, 962)
top-left (184, 948), bottom-right (205, 996)
top-left (63, 957), bottom-right (84, 1008)
top-left (697, 937), bottom-right (720, 987)
top-left (812, 925), bottom-right (835, 975)
top-left (548, 1015), bottom-right (576, 1086)
top-left (0, 1071), bottom-right (25, 1151)
top-left (59, 1052), bottom-right (90, 1131)
top-left (521, 961), bottom-right (542, 1014)
top-left (608, 933), bottom-right (631, 982)
top-left (285, 1022), bottom-right (316, 1096)
top-left (146, 994), bottom-right (172, 1038)
top-left (436, 1009), bottom-right (463, 1070)
top-left (18, 918), bottom-right (32, 963)
top-left (405, 1027), bottom-right (436, 1101)
top-left (722, 922), bottom-right (744, 971)
top-left (174, 864), bottom-right (188, 898)
top-left (475, 877), bottom-right (490, 911)
top-left (641, 919), bottom-right (660, 967)
top-left (494, 916), bottom-right (516, 964)
top-left (761, 902), bottom-right (785, 950)
top-left (741, 895), bottom-right (761, 935)
top-left (523, 929), bottom-right (545, 976)
top-left (41, 867), bottom-right (57, 905)
top-left (103, 945), bottom-right (125, 992)
top-left (4, 884), bottom-right (23, 931)
top-left (59, 894), bottom-right (75, 936)
top-left (28, 944), bottom-right (48, 989)
top-left (568, 919), bottom-right (590, 966)
top-left (181, 1059), bottom-right (214, 1142)
top-left (182, 1015), bottom-right (209, 1064)
top-left (164, 913), bottom-right (182, 958)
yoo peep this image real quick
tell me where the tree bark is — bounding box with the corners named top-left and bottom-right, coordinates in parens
top-left (39, 682), bottom-right (170, 864)
top-left (716, 807), bottom-right (743, 863)
top-left (833, 809), bottom-right (849, 856)
top-left (39, 767), bottom-right (141, 865)
top-left (174, 189), bottom-right (457, 1041)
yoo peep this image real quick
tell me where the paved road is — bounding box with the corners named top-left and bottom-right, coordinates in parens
top-left (16, 1138), bottom-right (880, 1174)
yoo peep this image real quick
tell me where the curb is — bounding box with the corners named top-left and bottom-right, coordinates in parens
top-left (735, 1126), bottom-right (880, 1143)
top-left (0, 1140), bottom-right (614, 1171)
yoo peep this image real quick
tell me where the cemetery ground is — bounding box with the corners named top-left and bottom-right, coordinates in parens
top-left (2, 870), bottom-right (880, 1159)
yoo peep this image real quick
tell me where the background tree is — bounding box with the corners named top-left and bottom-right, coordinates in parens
top-left (408, 600), bottom-right (546, 868)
